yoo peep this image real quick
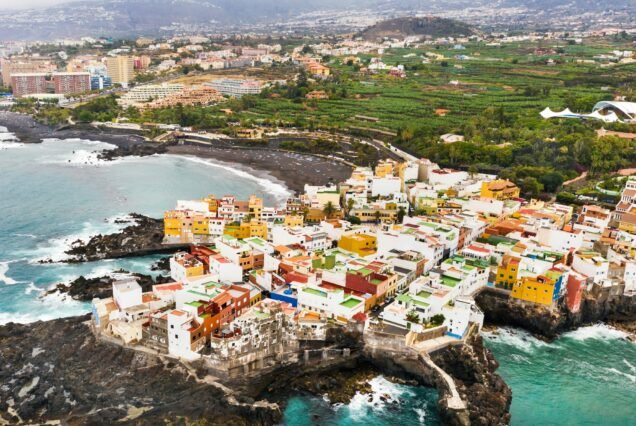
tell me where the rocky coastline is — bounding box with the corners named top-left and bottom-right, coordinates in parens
top-left (0, 316), bottom-right (280, 425)
top-left (45, 270), bottom-right (172, 302)
top-left (475, 287), bottom-right (636, 340)
top-left (57, 213), bottom-right (187, 263)
top-left (0, 316), bottom-right (512, 425)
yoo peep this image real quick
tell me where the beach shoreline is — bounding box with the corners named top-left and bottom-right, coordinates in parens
top-left (0, 111), bottom-right (352, 194)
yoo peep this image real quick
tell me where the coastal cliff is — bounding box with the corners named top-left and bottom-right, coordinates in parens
top-left (475, 287), bottom-right (636, 340)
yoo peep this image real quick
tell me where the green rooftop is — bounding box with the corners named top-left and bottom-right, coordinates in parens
top-left (186, 301), bottom-right (204, 308)
top-left (416, 290), bottom-right (432, 299)
top-left (303, 287), bottom-right (327, 298)
top-left (441, 275), bottom-right (461, 288)
top-left (340, 298), bottom-right (362, 309)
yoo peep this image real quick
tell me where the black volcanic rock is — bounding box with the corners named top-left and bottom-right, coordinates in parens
top-left (0, 316), bottom-right (281, 425)
top-left (431, 334), bottom-right (512, 426)
top-left (98, 142), bottom-right (171, 161)
top-left (46, 271), bottom-right (172, 301)
top-left (63, 213), bottom-right (185, 262)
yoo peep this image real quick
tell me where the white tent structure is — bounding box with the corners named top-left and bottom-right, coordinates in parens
top-left (592, 101), bottom-right (636, 122)
top-left (540, 104), bottom-right (627, 123)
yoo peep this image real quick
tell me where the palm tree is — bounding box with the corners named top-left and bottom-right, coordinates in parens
top-left (374, 210), bottom-right (381, 224)
top-left (346, 198), bottom-right (355, 216)
top-left (323, 201), bottom-right (336, 219)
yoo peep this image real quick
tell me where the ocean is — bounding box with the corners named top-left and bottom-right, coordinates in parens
top-left (0, 128), bottom-right (288, 324)
top-left (1, 130), bottom-right (634, 425)
top-left (483, 325), bottom-right (636, 426)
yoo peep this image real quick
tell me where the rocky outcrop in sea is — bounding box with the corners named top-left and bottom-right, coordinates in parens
top-left (45, 271), bottom-right (172, 301)
top-left (62, 213), bottom-right (186, 263)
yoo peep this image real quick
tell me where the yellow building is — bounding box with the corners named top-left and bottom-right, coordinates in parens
top-left (106, 56), bottom-right (135, 86)
top-left (480, 179), bottom-right (520, 200)
top-left (192, 215), bottom-right (209, 236)
top-left (284, 214), bottom-right (304, 227)
top-left (350, 208), bottom-right (397, 223)
top-left (495, 255), bottom-right (520, 290)
top-left (164, 210), bottom-right (184, 237)
top-left (203, 195), bottom-right (219, 214)
top-left (338, 233), bottom-right (377, 256)
top-left (511, 275), bottom-right (556, 306)
top-left (375, 160), bottom-right (395, 178)
top-left (248, 195), bottom-right (263, 219)
top-left (224, 220), bottom-right (268, 240)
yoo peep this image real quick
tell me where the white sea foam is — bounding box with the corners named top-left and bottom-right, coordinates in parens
top-left (29, 218), bottom-right (126, 263)
top-left (413, 407), bottom-right (427, 424)
top-left (624, 358), bottom-right (636, 373)
top-left (563, 324), bottom-right (628, 341)
top-left (0, 261), bottom-right (18, 285)
top-left (171, 155), bottom-right (292, 203)
top-left (346, 376), bottom-right (412, 420)
top-left (0, 141), bottom-right (24, 149)
top-left (39, 138), bottom-right (120, 167)
top-left (24, 282), bottom-right (41, 296)
top-left (604, 367), bottom-right (636, 383)
top-left (482, 327), bottom-right (548, 352)
top-left (0, 298), bottom-right (88, 326)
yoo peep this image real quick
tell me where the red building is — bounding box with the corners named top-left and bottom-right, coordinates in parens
top-left (566, 271), bottom-right (587, 313)
top-left (11, 73), bottom-right (48, 97)
top-left (52, 72), bottom-right (91, 95)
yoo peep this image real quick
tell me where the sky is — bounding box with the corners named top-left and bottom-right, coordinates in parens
top-left (0, 0), bottom-right (77, 9)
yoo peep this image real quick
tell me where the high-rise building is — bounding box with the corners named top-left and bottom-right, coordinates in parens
top-left (52, 72), bottom-right (91, 95)
top-left (2, 60), bottom-right (56, 87)
top-left (106, 56), bottom-right (134, 87)
top-left (11, 73), bottom-right (48, 97)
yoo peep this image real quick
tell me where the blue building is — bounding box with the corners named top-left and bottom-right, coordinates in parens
top-left (90, 76), bottom-right (112, 91)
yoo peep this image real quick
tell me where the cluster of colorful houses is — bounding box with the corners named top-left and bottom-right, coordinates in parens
top-left (91, 158), bottom-right (636, 369)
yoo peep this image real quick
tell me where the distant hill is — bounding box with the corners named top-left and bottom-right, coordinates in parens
top-left (357, 17), bottom-right (476, 42)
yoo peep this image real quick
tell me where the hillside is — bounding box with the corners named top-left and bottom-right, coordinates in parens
top-left (357, 17), bottom-right (476, 41)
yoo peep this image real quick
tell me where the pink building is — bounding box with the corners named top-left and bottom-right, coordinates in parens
top-left (11, 73), bottom-right (48, 97)
top-left (52, 72), bottom-right (91, 95)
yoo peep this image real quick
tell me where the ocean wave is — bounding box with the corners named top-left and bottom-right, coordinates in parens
top-left (482, 327), bottom-right (548, 352)
top-left (345, 376), bottom-right (413, 419)
top-left (0, 141), bottom-right (24, 149)
top-left (604, 367), bottom-right (636, 383)
top-left (563, 324), bottom-right (628, 341)
top-left (28, 219), bottom-right (126, 263)
top-left (24, 282), bottom-right (41, 296)
top-left (624, 358), bottom-right (636, 373)
top-left (0, 261), bottom-right (19, 285)
top-left (0, 298), bottom-right (89, 326)
top-left (170, 154), bottom-right (291, 203)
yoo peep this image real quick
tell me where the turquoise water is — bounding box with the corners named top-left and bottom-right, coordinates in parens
top-left (281, 376), bottom-right (440, 426)
top-left (0, 130), bottom-right (288, 324)
top-left (484, 326), bottom-right (636, 426)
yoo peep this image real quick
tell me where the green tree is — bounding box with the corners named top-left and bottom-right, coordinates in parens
top-left (406, 311), bottom-right (420, 324)
top-left (430, 314), bottom-right (445, 326)
top-left (323, 201), bottom-right (336, 219)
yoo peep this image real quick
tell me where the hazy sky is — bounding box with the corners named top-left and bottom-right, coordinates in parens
top-left (0, 0), bottom-right (76, 9)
